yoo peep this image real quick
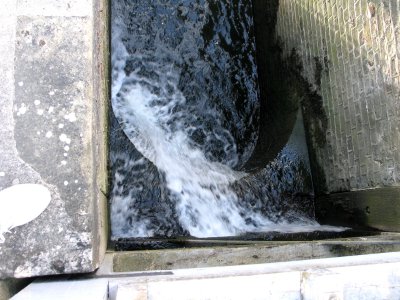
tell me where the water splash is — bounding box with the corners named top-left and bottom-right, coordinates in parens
top-left (112, 34), bottom-right (272, 237)
top-left (111, 30), bottom-right (340, 237)
top-left (110, 0), bottom-right (345, 238)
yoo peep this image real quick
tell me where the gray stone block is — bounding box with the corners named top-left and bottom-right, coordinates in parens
top-left (0, 0), bottom-right (108, 279)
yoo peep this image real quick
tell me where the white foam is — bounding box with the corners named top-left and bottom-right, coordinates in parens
top-left (111, 33), bottom-right (276, 237)
top-left (110, 17), bottom-right (345, 238)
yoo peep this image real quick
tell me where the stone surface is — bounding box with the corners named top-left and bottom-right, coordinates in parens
top-left (10, 251), bottom-right (400, 299)
top-left (0, 0), bottom-right (108, 279)
top-left (114, 253), bottom-right (400, 299)
top-left (301, 263), bottom-right (400, 299)
top-left (12, 279), bottom-right (108, 300)
top-left (273, 0), bottom-right (400, 194)
top-left (16, 0), bottom-right (92, 17)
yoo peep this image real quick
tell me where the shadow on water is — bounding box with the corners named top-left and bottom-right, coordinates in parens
top-left (243, 0), bottom-right (298, 172)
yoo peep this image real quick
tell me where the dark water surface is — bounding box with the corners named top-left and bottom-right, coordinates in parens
top-left (110, 0), bottom-right (337, 239)
top-left (113, 0), bottom-right (259, 168)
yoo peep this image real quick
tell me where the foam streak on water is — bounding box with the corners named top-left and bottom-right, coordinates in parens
top-left (110, 1), bottom-right (345, 238)
top-left (112, 32), bottom-right (273, 237)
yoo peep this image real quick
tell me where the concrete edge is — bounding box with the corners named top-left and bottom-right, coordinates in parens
top-left (91, 0), bottom-right (110, 270)
top-left (11, 252), bottom-right (400, 299)
top-left (93, 233), bottom-right (400, 275)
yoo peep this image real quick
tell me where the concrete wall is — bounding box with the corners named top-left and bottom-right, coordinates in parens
top-left (0, 0), bottom-right (108, 280)
top-left (271, 0), bottom-right (400, 230)
top-left (275, 0), bottom-right (400, 193)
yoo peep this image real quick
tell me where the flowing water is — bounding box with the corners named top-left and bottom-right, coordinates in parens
top-left (110, 0), bottom-right (344, 238)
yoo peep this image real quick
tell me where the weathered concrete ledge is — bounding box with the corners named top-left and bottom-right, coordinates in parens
top-left (0, 0), bottom-right (108, 279)
top-left (109, 233), bottom-right (400, 272)
top-left (11, 251), bottom-right (400, 299)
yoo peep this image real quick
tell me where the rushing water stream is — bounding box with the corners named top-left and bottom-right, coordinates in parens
top-left (110, 0), bottom-right (343, 238)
